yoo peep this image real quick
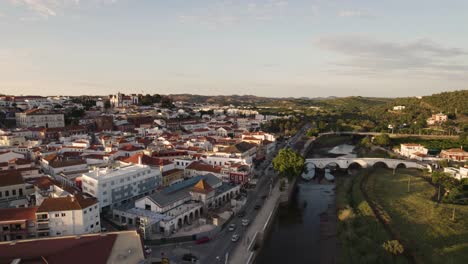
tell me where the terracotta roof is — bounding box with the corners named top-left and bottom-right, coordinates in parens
top-left (49, 159), bottom-right (86, 168)
top-left (37, 195), bottom-right (98, 212)
top-left (191, 179), bottom-right (214, 194)
top-left (123, 153), bottom-right (173, 166)
top-left (0, 170), bottom-right (24, 187)
top-left (186, 161), bottom-right (222, 173)
top-left (162, 168), bottom-right (183, 177)
top-left (443, 148), bottom-right (468, 153)
top-left (0, 207), bottom-right (38, 222)
top-left (119, 145), bottom-right (143, 151)
top-left (0, 233), bottom-right (118, 264)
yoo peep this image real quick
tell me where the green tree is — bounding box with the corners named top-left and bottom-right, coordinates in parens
top-left (373, 134), bottom-right (391, 146)
top-left (382, 240), bottom-right (404, 257)
top-left (272, 148), bottom-right (305, 181)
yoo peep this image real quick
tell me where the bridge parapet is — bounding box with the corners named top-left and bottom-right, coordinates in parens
top-left (305, 158), bottom-right (424, 170)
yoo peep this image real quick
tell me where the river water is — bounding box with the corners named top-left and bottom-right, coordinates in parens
top-left (256, 143), bottom-right (352, 264)
top-left (255, 182), bottom-right (335, 264)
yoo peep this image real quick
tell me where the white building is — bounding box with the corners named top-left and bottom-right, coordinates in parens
top-left (393, 106), bottom-right (406, 111)
top-left (81, 164), bottom-right (161, 210)
top-left (443, 167), bottom-right (468, 180)
top-left (399, 144), bottom-right (428, 158)
top-left (15, 109), bottom-right (65, 128)
top-left (36, 195), bottom-right (101, 237)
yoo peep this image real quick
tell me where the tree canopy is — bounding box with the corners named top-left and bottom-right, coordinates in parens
top-left (272, 148), bottom-right (305, 180)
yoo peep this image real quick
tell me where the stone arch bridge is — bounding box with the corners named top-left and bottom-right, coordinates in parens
top-left (305, 158), bottom-right (425, 170)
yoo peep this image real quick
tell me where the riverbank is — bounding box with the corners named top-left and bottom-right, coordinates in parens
top-left (364, 168), bottom-right (468, 264)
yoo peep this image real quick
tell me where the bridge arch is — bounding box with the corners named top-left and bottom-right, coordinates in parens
top-left (324, 161), bottom-right (342, 169)
top-left (372, 161), bottom-right (389, 168)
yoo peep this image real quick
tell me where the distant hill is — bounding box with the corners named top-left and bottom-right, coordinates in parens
top-left (420, 90), bottom-right (468, 115)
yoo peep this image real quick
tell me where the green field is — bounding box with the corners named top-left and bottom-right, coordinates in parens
top-left (336, 172), bottom-right (408, 264)
top-left (364, 168), bottom-right (468, 264)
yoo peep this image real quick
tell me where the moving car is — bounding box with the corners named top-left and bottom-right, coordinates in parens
top-left (195, 236), bottom-right (210, 244)
top-left (228, 223), bottom-right (236, 231)
top-left (144, 245), bottom-right (152, 256)
top-left (237, 211), bottom-right (246, 217)
top-left (182, 254), bottom-right (198, 262)
top-left (231, 234), bottom-right (240, 242)
top-left (241, 219), bottom-right (250, 226)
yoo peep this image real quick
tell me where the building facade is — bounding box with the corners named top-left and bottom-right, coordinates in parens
top-left (81, 164), bottom-right (161, 210)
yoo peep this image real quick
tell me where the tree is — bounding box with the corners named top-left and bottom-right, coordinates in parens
top-left (272, 148), bottom-right (305, 181)
top-left (382, 240), bottom-right (404, 257)
top-left (373, 134), bottom-right (391, 146)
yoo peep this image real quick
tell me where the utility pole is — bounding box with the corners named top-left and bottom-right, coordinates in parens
top-left (407, 175), bottom-right (411, 192)
top-left (451, 208), bottom-right (456, 221)
top-left (438, 184), bottom-right (441, 202)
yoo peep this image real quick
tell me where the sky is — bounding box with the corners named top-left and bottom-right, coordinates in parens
top-left (0, 0), bottom-right (467, 98)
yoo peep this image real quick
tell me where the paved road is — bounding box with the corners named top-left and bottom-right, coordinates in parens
top-left (148, 124), bottom-right (310, 264)
top-left (148, 144), bottom-right (284, 264)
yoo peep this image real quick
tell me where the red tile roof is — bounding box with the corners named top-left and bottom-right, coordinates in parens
top-left (0, 233), bottom-right (118, 264)
top-left (37, 195), bottom-right (98, 212)
top-left (0, 207), bottom-right (38, 222)
top-left (186, 161), bottom-right (222, 173)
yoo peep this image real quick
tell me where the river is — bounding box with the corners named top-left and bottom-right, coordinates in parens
top-left (256, 143), bottom-right (353, 264)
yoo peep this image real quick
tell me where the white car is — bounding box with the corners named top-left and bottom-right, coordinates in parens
top-left (228, 224), bottom-right (236, 232)
top-left (231, 234), bottom-right (240, 242)
top-left (241, 219), bottom-right (250, 226)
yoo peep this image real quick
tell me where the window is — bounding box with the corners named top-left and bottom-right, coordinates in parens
top-left (102, 191), bottom-right (107, 195)
top-left (96, 221), bottom-right (99, 226)
top-left (145, 204), bottom-right (151, 210)
top-left (94, 205), bottom-right (97, 209)
top-left (89, 207), bottom-right (92, 212)
top-left (56, 232), bottom-right (61, 236)
top-left (84, 210), bottom-right (87, 214)
top-left (55, 213), bottom-right (60, 217)
top-left (19, 189), bottom-right (23, 196)
top-left (90, 224), bottom-right (94, 228)
top-left (61, 213), bottom-right (66, 217)
top-left (12, 190), bottom-right (16, 196)
top-left (0, 191), bottom-right (2, 198)
top-left (5, 190), bottom-right (9, 197)
top-left (102, 183), bottom-right (107, 188)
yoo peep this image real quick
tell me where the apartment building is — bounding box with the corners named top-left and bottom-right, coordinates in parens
top-left (81, 164), bottom-right (161, 210)
top-left (15, 109), bottom-right (65, 128)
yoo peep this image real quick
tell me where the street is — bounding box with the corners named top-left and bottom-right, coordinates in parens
top-left (149, 123), bottom-right (310, 264)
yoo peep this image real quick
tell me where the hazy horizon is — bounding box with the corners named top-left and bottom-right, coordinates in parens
top-left (1, 0), bottom-right (468, 97)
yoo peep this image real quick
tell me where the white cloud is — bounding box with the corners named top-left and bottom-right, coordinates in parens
top-left (316, 35), bottom-right (468, 78)
top-left (10, 0), bottom-right (117, 18)
top-left (338, 9), bottom-right (375, 19)
top-left (178, 0), bottom-right (291, 27)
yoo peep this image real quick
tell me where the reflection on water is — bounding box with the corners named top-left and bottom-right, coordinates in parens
top-left (255, 182), bottom-right (335, 264)
top-left (328, 144), bottom-right (356, 158)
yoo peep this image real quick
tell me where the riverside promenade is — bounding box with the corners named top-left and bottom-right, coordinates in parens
top-left (228, 181), bottom-right (282, 264)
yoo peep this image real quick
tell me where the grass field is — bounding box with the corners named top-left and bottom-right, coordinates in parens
top-left (364, 168), bottom-right (468, 264)
top-left (336, 172), bottom-right (408, 264)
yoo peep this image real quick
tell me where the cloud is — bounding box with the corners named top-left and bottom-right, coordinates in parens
top-left (178, 0), bottom-right (291, 27)
top-left (316, 35), bottom-right (468, 77)
top-left (338, 9), bottom-right (375, 19)
top-left (10, 0), bottom-right (117, 18)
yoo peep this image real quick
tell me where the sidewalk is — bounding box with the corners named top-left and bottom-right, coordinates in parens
top-left (229, 182), bottom-right (282, 264)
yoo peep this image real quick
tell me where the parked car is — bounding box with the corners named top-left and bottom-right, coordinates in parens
top-left (228, 223), bottom-right (236, 231)
top-left (182, 253), bottom-right (198, 262)
top-left (254, 204), bottom-right (261, 210)
top-left (144, 245), bottom-right (152, 256)
top-left (241, 219), bottom-right (250, 226)
top-left (101, 227), bottom-right (107, 232)
top-left (231, 234), bottom-right (240, 242)
top-left (195, 236), bottom-right (210, 244)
